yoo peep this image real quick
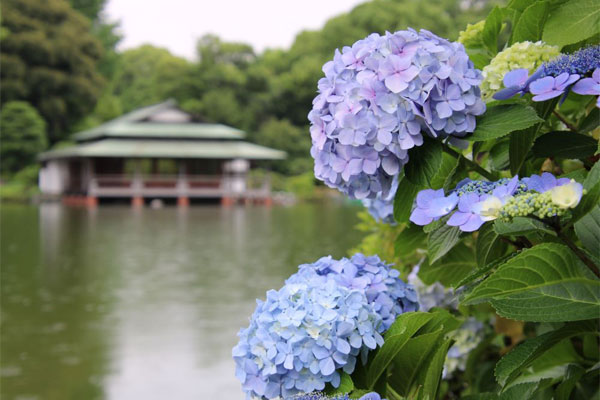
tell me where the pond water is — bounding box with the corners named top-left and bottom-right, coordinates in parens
top-left (1, 202), bottom-right (363, 400)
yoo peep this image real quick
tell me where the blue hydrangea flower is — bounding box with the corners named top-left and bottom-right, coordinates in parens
top-left (409, 189), bottom-right (459, 226)
top-left (310, 29), bottom-right (485, 199)
top-left (529, 72), bottom-right (580, 101)
top-left (234, 255), bottom-right (417, 399)
top-left (572, 68), bottom-right (600, 107)
top-left (447, 192), bottom-right (487, 232)
top-left (292, 254), bottom-right (419, 331)
top-left (521, 172), bottom-right (570, 193)
top-left (492, 67), bottom-right (544, 100)
top-left (362, 176), bottom-right (398, 224)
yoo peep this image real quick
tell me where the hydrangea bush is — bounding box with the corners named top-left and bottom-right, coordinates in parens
top-left (236, 1), bottom-right (599, 398)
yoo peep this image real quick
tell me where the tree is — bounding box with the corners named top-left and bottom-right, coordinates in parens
top-left (0, 0), bottom-right (105, 143)
top-left (111, 45), bottom-right (192, 112)
top-left (0, 101), bottom-right (47, 176)
top-left (253, 118), bottom-right (312, 175)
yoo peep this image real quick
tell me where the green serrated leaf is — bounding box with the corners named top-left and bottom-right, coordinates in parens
top-left (509, 99), bottom-right (558, 175)
top-left (477, 223), bottom-right (507, 268)
top-left (555, 364), bottom-right (586, 400)
top-left (427, 222), bottom-right (462, 264)
top-left (572, 163), bottom-right (600, 222)
top-left (326, 372), bottom-right (354, 396)
top-left (394, 176), bottom-right (422, 224)
top-left (532, 131), bottom-right (598, 159)
top-left (494, 320), bottom-right (597, 387)
top-left (420, 243), bottom-right (476, 287)
top-left (579, 108), bottom-right (600, 134)
top-left (456, 252), bottom-right (517, 289)
top-left (490, 140), bottom-right (510, 171)
top-left (462, 243), bottom-right (600, 321)
top-left (467, 105), bottom-right (542, 142)
top-left (482, 6), bottom-right (504, 54)
top-left (512, 1), bottom-right (549, 43)
top-left (405, 139), bottom-right (443, 186)
top-left (366, 312), bottom-right (434, 389)
top-left (494, 217), bottom-right (554, 236)
top-left (430, 152), bottom-right (459, 190)
top-left (542, 0), bottom-right (600, 47)
top-left (574, 205), bottom-right (600, 254)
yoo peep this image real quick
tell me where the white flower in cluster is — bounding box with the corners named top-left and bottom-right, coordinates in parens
top-left (481, 41), bottom-right (559, 98)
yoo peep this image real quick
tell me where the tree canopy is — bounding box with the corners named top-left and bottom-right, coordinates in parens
top-left (0, 0), bottom-right (105, 143)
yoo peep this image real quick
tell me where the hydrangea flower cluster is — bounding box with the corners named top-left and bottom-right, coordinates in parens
top-left (233, 255), bottom-right (417, 399)
top-left (480, 41), bottom-right (559, 98)
top-left (409, 173), bottom-right (584, 232)
top-left (444, 318), bottom-right (485, 377)
top-left (309, 29), bottom-right (486, 200)
top-left (293, 254), bottom-right (419, 331)
top-left (407, 266), bottom-right (457, 312)
top-left (494, 45), bottom-right (600, 107)
top-left (457, 20), bottom-right (485, 48)
top-left (361, 176), bottom-right (398, 224)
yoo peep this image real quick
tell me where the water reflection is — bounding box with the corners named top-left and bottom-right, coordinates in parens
top-left (1, 202), bottom-right (362, 399)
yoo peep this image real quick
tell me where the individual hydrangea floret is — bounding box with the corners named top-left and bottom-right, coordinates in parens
top-left (292, 254), bottom-right (419, 331)
top-left (529, 72), bottom-right (580, 101)
top-left (309, 29), bottom-right (485, 199)
top-left (362, 176), bottom-right (398, 224)
top-left (409, 189), bottom-right (459, 226)
top-left (233, 255), bottom-right (417, 399)
top-left (481, 41), bottom-right (559, 98)
top-left (572, 68), bottom-right (600, 107)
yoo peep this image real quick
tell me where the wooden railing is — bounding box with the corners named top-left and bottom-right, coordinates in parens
top-left (88, 174), bottom-right (270, 198)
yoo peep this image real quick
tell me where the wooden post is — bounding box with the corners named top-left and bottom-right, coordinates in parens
top-left (177, 196), bottom-right (190, 207)
top-left (132, 196), bottom-right (144, 207)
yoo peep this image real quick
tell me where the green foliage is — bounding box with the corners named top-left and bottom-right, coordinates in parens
top-left (405, 138), bottom-right (443, 186)
top-left (0, 101), bottom-right (47, 175)
top-left (393, 177), bottom-right (422, 224)
top-left (463, 243), bottom-right (600, 321)
top-left (542, 0), bottom-right (600, 48)
top-left (1, 0), bottom-right (105, 143)
top-left (467, 104), bottom-right (543, 141)
top-left (532, 131), bottom-right (598, 159)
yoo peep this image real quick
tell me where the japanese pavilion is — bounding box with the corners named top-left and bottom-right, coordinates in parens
top-left (38, 100), bottom-right (286, 206)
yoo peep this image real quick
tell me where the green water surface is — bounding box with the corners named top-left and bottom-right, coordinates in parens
top-left (1, 202), bottom-right (362, 400)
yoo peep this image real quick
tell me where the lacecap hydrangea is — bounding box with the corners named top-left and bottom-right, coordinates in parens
top-left (233, 254), bottom-right (417, 399)
top-left (409, 173), bottom-right (584, 232)
top-left (309, 29), bottom-right (485, 200)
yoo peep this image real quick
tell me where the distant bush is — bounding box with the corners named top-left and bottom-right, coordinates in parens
top-left (0, 101), bottom-right (47, 177)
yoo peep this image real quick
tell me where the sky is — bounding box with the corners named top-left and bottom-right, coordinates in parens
top-left (105, 0), bottom-right (367, 60)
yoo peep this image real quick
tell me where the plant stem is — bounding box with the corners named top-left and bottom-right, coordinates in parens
top-left (552, 110), bottom-right (577, 132)
top-left (442, 144), bottom-right (497, 181)
top-left (555, 229), bottom-right (600, 279)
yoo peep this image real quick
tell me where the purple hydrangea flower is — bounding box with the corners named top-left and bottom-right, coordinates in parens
top-left (447, 192), bottom-right (487, 232)
top-left (409, 189), bottom-right (459, 226)
top-left (529, 72), bottom-right (580, 101)
top-left (310, 29), bottom-right (485, 199)
top-left (521, 172), bottom-right (571, 193)
top-left (362, 176), bottom-right (399, 224)
top-left (572, 68), bottom-right (600, 107)
top-left (492, 68), bottom-right (544, 100)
